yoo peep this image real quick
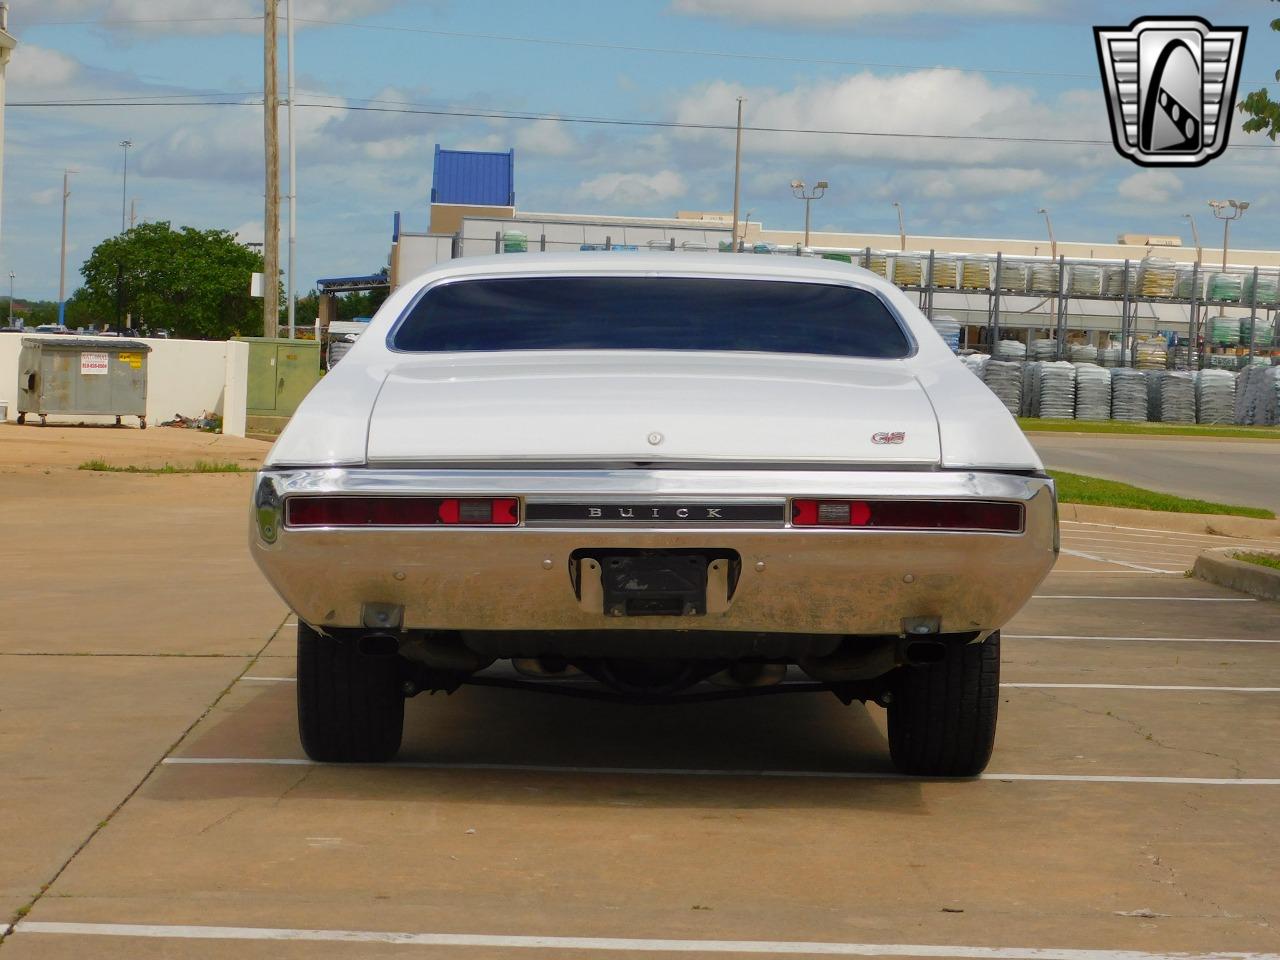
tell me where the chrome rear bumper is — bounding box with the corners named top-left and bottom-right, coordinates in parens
top-left (251, 468), bottom-right (1057, 636)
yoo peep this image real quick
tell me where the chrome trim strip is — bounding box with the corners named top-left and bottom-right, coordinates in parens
top-left (256, 467), bottom-right (1049, 501)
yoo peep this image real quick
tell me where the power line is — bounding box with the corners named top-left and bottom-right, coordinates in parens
top-left (23, 13), bottom-right (1271, 87)
top-left (22, 16), bottom-right (261, 27)
top-left (9, 96), bottom-right (1278, 151)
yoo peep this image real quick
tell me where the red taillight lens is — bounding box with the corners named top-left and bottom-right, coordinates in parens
top-left (286, 497), bottom-right (519, 527)
top-left (790, 499), bottom-right (1022, 532)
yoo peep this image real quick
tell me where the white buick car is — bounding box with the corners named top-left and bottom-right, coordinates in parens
top-left (251, 252), bottom-right (1058, 776)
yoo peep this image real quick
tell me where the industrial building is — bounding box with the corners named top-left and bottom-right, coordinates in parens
top-left (365, 146), bottom-right (1280, 368)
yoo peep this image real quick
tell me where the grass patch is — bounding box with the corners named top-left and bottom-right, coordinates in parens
top-left (78, 458), bottom-right (249, 474)
top-left (1018, 418), bottom-right (1280, 440)
top-left (1235, 552), bottom-right (1280, 571)
top-left (1050, 470), bottom-right (1275, 519)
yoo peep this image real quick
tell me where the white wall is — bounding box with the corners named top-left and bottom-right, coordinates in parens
top-left (0, 334), bottom-right (236, 428)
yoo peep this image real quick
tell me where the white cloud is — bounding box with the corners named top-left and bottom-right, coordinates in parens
top-left (30, 187), bottom-right (62, 205)
top-left (671, 70), bottom-right (1101, 166)
top-left (8, 45), bottom-right (81, 89)
top-left (515, 121), bottom-right (577, 158)
top-left (231, 219), bottom-right (264, 246)
top-left (1116, 171), bottom-right (1183, 205)
top-left (26, 0), bottom-right (414, 34)
top-left (670, 0), bottom-right (1042, 25)
top-left (578, 170), bottom-right (688, 207)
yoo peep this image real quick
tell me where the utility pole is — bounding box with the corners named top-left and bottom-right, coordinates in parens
top-left (730, 96), bottom-right (745, 252)
top-left (262, 0), bottom-right (280, 338)
top-left (58, 169), bottom-right (74, 326)
top-left (285, 0), bottom-right (297, 338)
top-left (119, 140), bottom-right (131, 232)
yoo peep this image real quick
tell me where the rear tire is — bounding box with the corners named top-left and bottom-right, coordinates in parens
top-left (297, 623), bottom-right (404, 762)
top-left (887, 632), bottom-right (1000, 777)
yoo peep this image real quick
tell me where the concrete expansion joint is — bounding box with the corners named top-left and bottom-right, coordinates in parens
top-left (0, 612), bottom-right (289, 944)
top-left (1030, 690), bottom-right (1247, 778)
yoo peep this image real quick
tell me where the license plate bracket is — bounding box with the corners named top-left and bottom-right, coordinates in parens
top-left (598, 553), bottom-right (708, 617)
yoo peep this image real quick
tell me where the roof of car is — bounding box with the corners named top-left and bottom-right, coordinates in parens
top-left (406, 250), bottom-right (891, 292)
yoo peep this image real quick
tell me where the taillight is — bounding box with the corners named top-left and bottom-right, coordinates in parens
top-left (286, 497), bottom-right (519, 527)
top-left (790, 499), bottom-right (1022, 532)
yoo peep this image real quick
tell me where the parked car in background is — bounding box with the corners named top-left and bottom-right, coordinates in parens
top-left (251, 253), bottom-right (1058, 776)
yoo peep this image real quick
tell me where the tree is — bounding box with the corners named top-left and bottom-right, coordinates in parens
top-left (78, 222), bottom-right (266, 339)
top-left (1238, 2), bottom-right (1280, 140)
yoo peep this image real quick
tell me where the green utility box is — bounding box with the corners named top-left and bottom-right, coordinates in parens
top-left (16, 337), bottom-right (152, 428)
top-left (236, 337), bottom-right (322, 423)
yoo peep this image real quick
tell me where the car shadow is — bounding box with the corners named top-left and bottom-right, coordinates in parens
top-left (154, 679), bottom-right (930, 812)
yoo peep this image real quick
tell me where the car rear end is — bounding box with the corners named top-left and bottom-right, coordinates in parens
top-left (250, 254), bottom-right (1057, 775)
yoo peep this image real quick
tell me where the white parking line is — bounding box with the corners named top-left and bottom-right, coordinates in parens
top-left (158, 757), bottom-right (1280, 785)
top-left (239, 678), bottom-right (1277, 692)
top-left (16, 921), bottom-right (1280, 959)
top-left (1063, 531), bottom-right (1259, 548)
top-left (1058, 549), bottom-right (1181, 573)
top-left (1002, 683), bottom-right (1280, 692)
top-left (1061, 520), bottom-right (1268, 541)
top-left (1006, 634), bottom-right (1280, 644)
top-left (1031, 596), bottom-right (1254, 602)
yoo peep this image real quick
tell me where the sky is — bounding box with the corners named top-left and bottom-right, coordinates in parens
top-left (3, 0), bottom-right (1279, 302)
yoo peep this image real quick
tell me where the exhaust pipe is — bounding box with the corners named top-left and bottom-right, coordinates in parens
top-left (358, 633), bottom-right (400, 656)
top-left (900, 639), bottom-right (947, 666)
top-left (512, 657), bottom-right (582, 679)
top-left (708, 662), bottom-right (787, 688)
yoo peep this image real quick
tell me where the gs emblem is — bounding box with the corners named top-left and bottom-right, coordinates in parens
top-left (871, 431), bottom-right (906, 445)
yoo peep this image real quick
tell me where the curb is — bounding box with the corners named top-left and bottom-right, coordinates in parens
top-left (1059, 503), bottom-right (1280, 540)
top-left (1193, 548), bottom-right (1280, 601)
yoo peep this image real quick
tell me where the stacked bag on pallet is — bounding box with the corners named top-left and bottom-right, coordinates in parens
top-left (1135, 337), bottom-right (1168, 369)
top-left (981, 359), bottom-right (1024, 415)
top-left (929, 315), bottom-right (962, 352)
top-left (1069, 343), bottom-right (1098, 363)
top-left (1032, 338), bottom-right (1058, 361)
top-left (1022, 361), bottom-right (1075, 419)
top-left (1147, 370), bottom-right (1196, 422)
top-left (1234, 365), bottom-right (1280, 426)
top-left (993, 339), bottom-right (1027, 361)
top-left (1194, 369), bottom-right (1238, 424)
top-left (1097, 345), bottom-right (1122, 367)
top-left (960, 354), bottom-right (989, 379)
top-left (1069, 264), bottom-right (1102, 296)
top-left (1073, 363), bottom-right (1111, 420)
top-left (1110, 368), bottom-right (1149, 422)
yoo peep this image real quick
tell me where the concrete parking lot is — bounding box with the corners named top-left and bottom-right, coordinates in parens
top-left (2, 425), bottom-right (1279, 959)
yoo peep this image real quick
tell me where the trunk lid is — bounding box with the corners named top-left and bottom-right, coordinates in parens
top-left (365, 353), bottom-right (941, 466)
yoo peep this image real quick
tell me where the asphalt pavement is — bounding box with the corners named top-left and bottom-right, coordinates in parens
top-left (1028, 432), bottom-right (1280, 513)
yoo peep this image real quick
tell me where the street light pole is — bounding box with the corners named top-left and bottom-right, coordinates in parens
top-left (119, 140), bottom-right (132, 233)
top-left (58, 169), bottom-right (75, 326)
top-left (1036, 207), bottom-right (1056, 260)
top-left (892, 201), bottom-right (906, 251)
top-left (731, 96), bottom-right (745, 251)
top-left (790, 179), bottom-right (828, 248)
top-left (1182, 212), bottom-right (1201, 265)
top-left (7, 271), bottom-right (13, 325)
top-left (1208, 199), bottom-right (1249, 315)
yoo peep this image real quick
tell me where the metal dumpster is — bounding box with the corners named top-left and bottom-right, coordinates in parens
top-left (16, 337), bottom-right (152, 428)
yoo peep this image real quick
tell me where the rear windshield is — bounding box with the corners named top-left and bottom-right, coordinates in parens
top-left (391, 276), bottom-right (911, 359)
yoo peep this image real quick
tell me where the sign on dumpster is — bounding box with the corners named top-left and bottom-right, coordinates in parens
top-left (80, 352), bottom-right (109, 375)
